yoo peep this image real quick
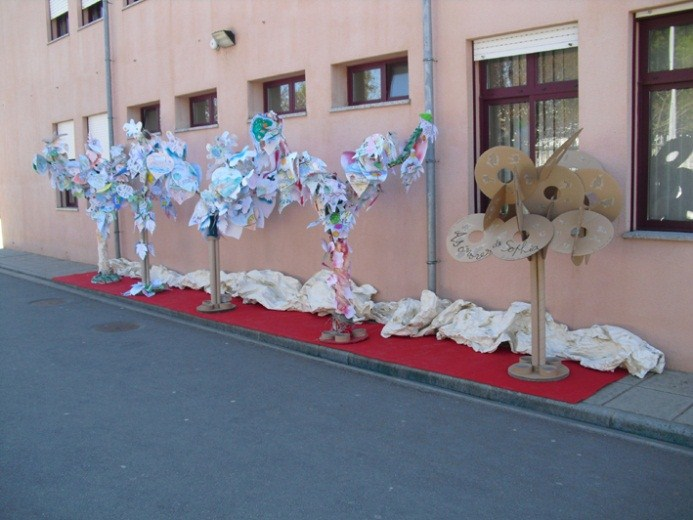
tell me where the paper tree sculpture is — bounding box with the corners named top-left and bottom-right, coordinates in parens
top-left (33, 134), bottom-right (129, 284)
top-left (188, 112), bottom-right (291, 312)
top-left (446, 130), bottom-right (623, 381)
top-left (122, 120), bottom-right (201, 296)
top-left (299, 114), bottom-right (438, 343)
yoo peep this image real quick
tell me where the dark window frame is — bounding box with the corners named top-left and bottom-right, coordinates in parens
top-left (140, 103), bottom-right (161, 134)
top-left (189, 92), bottom-right (218, 127)
top-left (124, 0), bottom-right (141, 6)
top-left (50, 12), bottom-right (69, 40)
top-left (81, 1), bottom-right (103, 26)
top-left (58, 189), bottom-right (78, 209)
top-left (479, 52), bottom-right (578, 160)
top-left (263, 75), bottom-right (306, 115)
top-left (477, 50), bottom-right (579, 210)
top-left (634, 10), bottom-right (693, 232)
top-left (347, 58), bottom-right (409, 106)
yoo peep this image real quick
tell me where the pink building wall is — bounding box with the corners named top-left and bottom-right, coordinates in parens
top-left (1, 0), bottom-right (691, 371)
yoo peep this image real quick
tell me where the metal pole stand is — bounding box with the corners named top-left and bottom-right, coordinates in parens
top-left (141, 229), bottom-right (151, 287)
top-left (508, 249), bottom-right (569, 382)
top-left (197, 235), bottom-right (235, 313)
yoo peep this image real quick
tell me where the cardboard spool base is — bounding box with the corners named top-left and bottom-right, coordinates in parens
top-left (508, 355), bottom-right (570, 382)
top-left (196, 297), bottom-right (236, 313)
top-left (319, 328), bottom-right (369, 344)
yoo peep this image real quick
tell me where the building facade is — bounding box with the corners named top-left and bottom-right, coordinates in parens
top-left (1, 0), bottom-right (691, 371)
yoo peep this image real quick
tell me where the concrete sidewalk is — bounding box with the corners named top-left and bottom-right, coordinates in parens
top-left (1, 247), bottom-right (691, 448)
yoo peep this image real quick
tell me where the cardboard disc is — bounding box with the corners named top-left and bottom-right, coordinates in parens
top-left (447, 213), bottom-right (500, 262)
top-left (524, 165), bottom-right (585, 218)
top-left (491, 214), bottom-right (553, 260)
top-left (550, 209), bottom-right (614, 256)
top-left (538, 129), bottom-right (582, 180)
top-left (475, 146), bottom-right (537, 203)
top-left (559, 149), bottom-right (603, 171)
top-left (576, 168), bottom-right (622, 221)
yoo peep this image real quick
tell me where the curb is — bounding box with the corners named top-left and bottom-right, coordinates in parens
top-left (3, 265), bottom-right (692, 449)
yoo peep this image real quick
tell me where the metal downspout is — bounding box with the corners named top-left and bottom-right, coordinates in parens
top-left (103, 0), bottom-right (120, 258)
top-left (423, 0), bottom-right (437, 292)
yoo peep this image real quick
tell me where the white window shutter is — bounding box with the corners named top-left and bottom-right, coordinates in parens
top-left (474, 23), bottom-right (578, 61)
top-left (82, 0), bottom-right (101, 9)
top-left (56, 120), bottom-right (76, 159)
top-left (49, 0), bottom-right (68, 19)
top-left (88, 113), bottom-right (111, 160)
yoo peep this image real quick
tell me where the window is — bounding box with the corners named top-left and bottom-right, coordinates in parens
top-left (189, 92), bottom-right (218, 127)
top-left (635, 10), bottom-right (693, 232)
top-left (475, 25), bottom-right (579, 209)
top-left (81, 0), bottom-right (102, 25)
top-left (141, 104), bottom-right (161, 134)
top-left (348, 58), bottom-right (408, 105)
top-left (124, 0), bottom-right (141, 5)
top-left (58, 190), bottom-right (78, 209)
top-left (49, 0), bottom-right (69, 40)
top-left (87, 113), bottom-right (111, 159)
top-left (55, 120), bottom-right (78, 209)
top-left (264, 76), bottom-right (306, 114)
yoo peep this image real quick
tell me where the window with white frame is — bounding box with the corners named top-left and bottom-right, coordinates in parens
top-left (55, 120), bottom-right (78, 209)
top-left (48, 0), bottom-right (69, 41)
top-left (635, 9), bottom-right (693, 232)
top-left (87, 113), bottom-right (111, 159)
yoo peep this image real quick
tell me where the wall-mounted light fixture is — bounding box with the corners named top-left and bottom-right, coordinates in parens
top-left (210, 29), bottom-right (236, 50)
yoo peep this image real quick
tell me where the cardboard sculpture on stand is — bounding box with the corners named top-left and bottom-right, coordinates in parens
top-left (447, 130), bottom-right (622, 381)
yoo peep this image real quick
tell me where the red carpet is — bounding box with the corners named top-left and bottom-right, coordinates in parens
top-left (54, 272), bottom-right (627, 403)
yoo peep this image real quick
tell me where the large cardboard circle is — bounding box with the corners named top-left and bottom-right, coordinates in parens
top-left (524, 165), bottom-right (584, 218)
top-left (491, 214), bottom-right (553, 260)
top-left (577, 168), bottom-right (622, 222)
top-left (550, 209), bottom-right (614, 256)
top-left (559, 149), bottom-right (603, 171)
top-left (446, 213), bottom-right (499, 262)
top-left (475, 146), bottom-right (537, 203)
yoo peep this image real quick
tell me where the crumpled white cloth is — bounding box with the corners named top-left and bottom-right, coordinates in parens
top-left (381, 290), bottom-right (451, 337)
top-left (107, 258), bottom-right (665, 377)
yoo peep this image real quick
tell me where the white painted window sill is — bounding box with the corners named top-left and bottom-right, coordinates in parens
top-left (174, 124), bottom-right (219, 134)
top-left (330, 99), bottom-right (411, 113)
top-left (622, 230), bottom-right (693, 242)
top-left (247, 111), bottom-right (306, 123)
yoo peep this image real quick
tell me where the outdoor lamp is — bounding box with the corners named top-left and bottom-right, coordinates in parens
top-left (210, 29), bottom-right (236, 49)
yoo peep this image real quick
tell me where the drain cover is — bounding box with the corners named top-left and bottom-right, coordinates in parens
top-left (92, 321), bottom-right (142, 333)
top-left (29, 298), bottom-right (67, 306)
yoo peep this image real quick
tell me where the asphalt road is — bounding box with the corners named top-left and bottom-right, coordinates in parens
top-left (1, 273), bottom-right (691, 520)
